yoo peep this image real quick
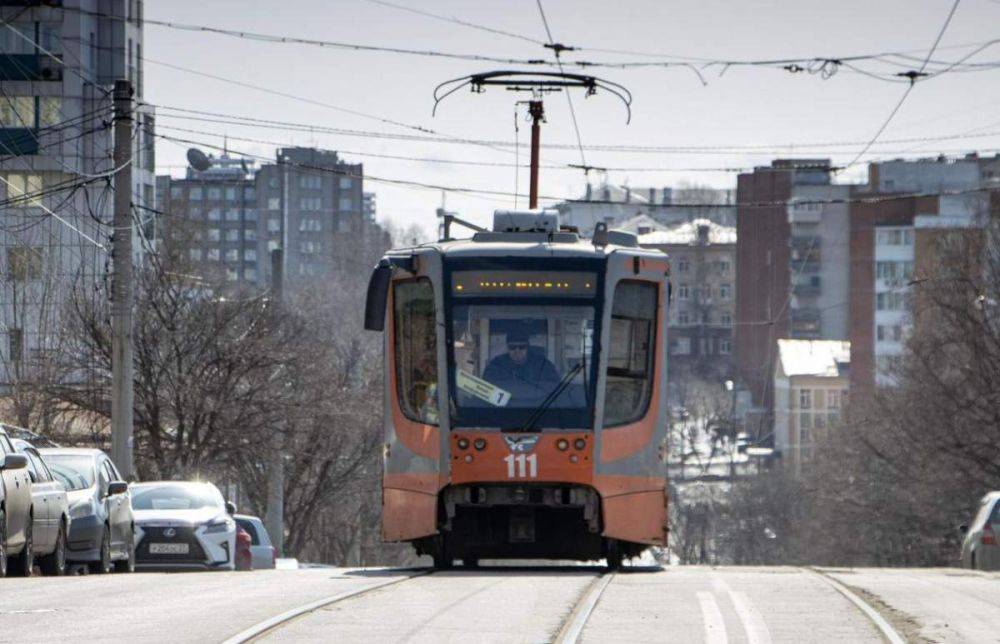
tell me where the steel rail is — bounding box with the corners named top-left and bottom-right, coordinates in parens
top-left (805, 567), bottom-right (906, 644)
top-left (220, 569), bottom-right (432, 644)
top-left (553, 571), bottom-right (615, 644)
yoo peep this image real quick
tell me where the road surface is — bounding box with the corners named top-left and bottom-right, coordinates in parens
top-left (0, 565), bottom-right (996, 642)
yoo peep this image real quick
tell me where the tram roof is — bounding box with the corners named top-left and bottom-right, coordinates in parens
top-left (388, 233), bottom-right (668, 261)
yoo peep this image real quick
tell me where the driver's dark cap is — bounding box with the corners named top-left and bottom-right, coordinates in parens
top-left (506, 329), bottom-right (530, 345)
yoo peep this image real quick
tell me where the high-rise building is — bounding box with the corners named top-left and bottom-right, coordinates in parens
top-left (1, 1), bottom-right (153, 388)
top-left (735, 160), bottom-right (852, 424)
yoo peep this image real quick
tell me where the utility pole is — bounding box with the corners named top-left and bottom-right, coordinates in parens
top-left (528, 100), bottom-right (544, 209)
top-left (265, 248), bottom-right (285, 556)
top-left (111, 79), bottom-right (134, 479)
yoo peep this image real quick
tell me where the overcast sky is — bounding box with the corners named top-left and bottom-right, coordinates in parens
top-left (146, 0), bottom-right (1000, 234)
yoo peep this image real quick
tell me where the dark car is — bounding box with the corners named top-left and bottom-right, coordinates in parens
top-left (39, 448), bottom-right (135, 574)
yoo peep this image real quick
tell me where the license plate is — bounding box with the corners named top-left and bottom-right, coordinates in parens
top-left (149, 543), bottom-right (189, 555)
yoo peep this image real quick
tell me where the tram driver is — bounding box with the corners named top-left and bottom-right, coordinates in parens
top-left (482, 327), bottom-right (560, 403)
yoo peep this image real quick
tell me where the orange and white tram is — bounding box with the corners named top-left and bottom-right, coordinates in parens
top-left (364, 211), bottom-right (670, 568)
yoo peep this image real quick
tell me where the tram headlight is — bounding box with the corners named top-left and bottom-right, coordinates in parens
top-left (473, 438), bottom-right (487, 451)
top-left (574, 438), bottom-right (586, 451)
top-left (464, 454), bottom-right (474, 463)
top-left (556, 439), bottom-right (569, 451)
top-left (457, 438), bottom-right (470, 450)
top-left (570, 454), bottom-right (579, 464)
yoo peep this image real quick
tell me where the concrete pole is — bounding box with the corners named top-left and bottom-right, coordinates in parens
top-left (528, 100), bottom-right (544, 209)
top-left (265, 249), bottom-right (285, 556)
top-left (111, 79), bottom-right (135, 479)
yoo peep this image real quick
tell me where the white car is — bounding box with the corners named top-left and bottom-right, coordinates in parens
top-left (130, 481), bottom-right (237, 571)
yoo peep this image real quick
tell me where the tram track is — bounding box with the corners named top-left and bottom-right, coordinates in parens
top-left (552, 570), bottom-right (615, 643)
top-left (220, 568), bottom-right (433, 644)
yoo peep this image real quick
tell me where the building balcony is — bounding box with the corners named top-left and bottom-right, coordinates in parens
top-left (793, 283), bottom-right (821, 297)
top-left (0, 128), bottom-right (39, 156)
top-left (0, 54), bottom-right (62, 81)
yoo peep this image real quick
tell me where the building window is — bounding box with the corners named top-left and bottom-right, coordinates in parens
top-left (189, 248), bottom-right (202, 261)
top-left (299, 175), bottom-right (322, 189)
top-left (225, 187), bottom-right (237, 201)
top-left (876, 261), bottom-right (914, 281)
top-left (207, 229), bottom-right (220, 242)
top-left (244, 209), bottom-right (257, 222)
top-left (876, 291), bottom-right (907, 311)
top-left (8, 328), bottom-right (23, 365)
top-left (2, 173), bottom-right (43, 206)
top-left (877, 228), bottom-right (914, 246)
top-left (718, 260), bottom-right (731, 274)
top-left (244, 187), bottom-right (255, 200)
top-left (799, 388), bottom-right (812, 409)
top-left (268, 177), bottom-right (279, 188)
top-left (338, 218), bottom-right (352, 233)
top-left (244, 249), bottom-right (257, 262)
top-left (225, 249), bottom-right (238, 262)
top-left (300, 197), bottom-right (322, 211)
top-left (245, 268), bottom-right (257, 282)
top-left (0, 96), bottom-right (34, 127)
top-left (339, 176), bottom-right (353, 189)
top-left (267, 218), bottom-right (280, 233)
top-left (207, 248), bottom-right (220, 261)
top-left (673, 337), bottom-right (691, 355)
top-left (226, 269), bottom-right (238, 282)
top-left (225, 230), bottom-right (239, 242)
top-left (677, 284), bottom-right (689, 300)
top-left (38, 98), bottom-right (62, 128)
top-left (719, 338), bottom-right (731, 355)
top-left (170, 187), bottom-right (183, 199)
top-left (677, 258), bottom-right (689, 273)
top-left (208, 208), bottom-right (221, 221)
top-left (299, 218), bottom-right (322, 232)
top-left (827, 390), bottom-right (841, 409)
top-left (339, 197), bottom-right (353, 211)
top-left (268, 197), bottom-right (280, 211)
top-left (189, 187), bottom-right (202, 200)
top-left (245, 229), bottom-right (257, 241)
top-left (6, 247), bottom-right (43, 281)
top-left (719, 284), bottom-right (731, 299)
top-left (207, 187), bottom-right (221, 200)
top-left (721, 313), bottom-right (732, 326)
top-left (226, 208), bottom-right (240, 221)
top-left (678, 311), bottom-right (690, 325)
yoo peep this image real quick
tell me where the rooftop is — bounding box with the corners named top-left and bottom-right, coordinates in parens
top-left (622, 217), bottom-right (737, 245)
top-left (777, 339), bottom-right (851, 378)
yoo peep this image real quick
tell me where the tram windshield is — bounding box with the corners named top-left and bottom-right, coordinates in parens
top-left (449, 271), bottom-right (598, 429)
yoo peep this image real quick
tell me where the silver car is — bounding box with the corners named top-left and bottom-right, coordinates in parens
top-left (39, 448), bottom-right (135, 574)
top-left (11, 440), bottom-right (71, 576)
top-left (960, 491), bottom-right (1000, 571)
top-left (0, 428), bottom-right (31, 577)
top-left (234, 514), bottom-right (276, 569)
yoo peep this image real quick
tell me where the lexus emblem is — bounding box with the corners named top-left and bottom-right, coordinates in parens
top-left (504, 435), bottom-right (539, 453)
top-left (163, 528), bottom-right (177, 538)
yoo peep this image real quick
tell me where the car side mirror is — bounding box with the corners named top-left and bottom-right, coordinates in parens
top-left (225, 501), bottom-right (237, 515)
top-left (959, 524), bottom-right (969, 535)
top-left (108, 480), bottom-right (129, 496)
top-left (1, 454), bottom-right (28, 471)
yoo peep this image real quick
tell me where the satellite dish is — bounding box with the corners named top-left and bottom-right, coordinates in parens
top-left (186, 148), bottom-right (211, 172)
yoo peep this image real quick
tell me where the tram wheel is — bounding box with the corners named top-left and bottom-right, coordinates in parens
top-left (605, 539), bottom-right (623, 571)
top-left (432, 537), bottom-right (453, 570)
top-left (463, 557), bottom-right (479, 569)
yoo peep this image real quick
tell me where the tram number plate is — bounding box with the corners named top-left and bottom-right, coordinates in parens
top-left (504, 454), bottom-right (537, 479)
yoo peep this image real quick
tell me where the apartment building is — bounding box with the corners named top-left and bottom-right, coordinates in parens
top-left (735, 160), bottom-right (853, 421)
top-left (1, 0), bottom-right (153, 386)
top-left (773, 339), bottom-right (850, 473)
top-left (625, 215), bottom-right (736, 380)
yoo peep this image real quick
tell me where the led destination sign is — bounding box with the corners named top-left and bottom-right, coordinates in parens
top-left (452, 271), bottom-right (597, 297)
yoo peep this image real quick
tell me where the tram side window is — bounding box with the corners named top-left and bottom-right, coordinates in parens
top-left (393, 278), bottom-right (439, 425)
top-left (603, 281), bottom-right (657, 427)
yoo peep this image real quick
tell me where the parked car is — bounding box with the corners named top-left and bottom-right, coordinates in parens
top-left (960, 491), bottom-right (1000, 571)
top-left (234, 514), bottom-right (276, 570)
top-left (235, 527), bottom-right (253, 571)
top-left (11, 439), bottom-right (70, 576)
top-left (130, 481), bottom-right (237, 571)
top-left (39, 448), bottom-right (134, 574)
top-left (0, 427), bottom-right (31, 577)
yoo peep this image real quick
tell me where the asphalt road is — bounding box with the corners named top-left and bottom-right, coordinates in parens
top-left (0, 566), bottom-right (997, 643)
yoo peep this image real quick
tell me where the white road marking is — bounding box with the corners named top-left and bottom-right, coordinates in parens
top-left (729, 591), bottom-right (772, 644)
top-left (697, 591), bottom-right (729, 644)
top-left (808, 569), bottom-right (905, 644)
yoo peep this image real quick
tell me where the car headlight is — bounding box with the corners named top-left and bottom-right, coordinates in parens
top-left (204, 518), bottom-right (235, 534)
top-left (69, 499), bottom-right (94, 519)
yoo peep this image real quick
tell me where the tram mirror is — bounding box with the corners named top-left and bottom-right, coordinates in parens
top-left (364, 262), bottom-right (392, 331)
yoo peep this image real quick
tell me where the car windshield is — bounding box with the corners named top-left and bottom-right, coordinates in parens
top-left (43, 455), bottom-right (96, 491)
top-left (131, 484), bottom-right (224, 511)
top-left (450, 301), bottom-right (596, 429)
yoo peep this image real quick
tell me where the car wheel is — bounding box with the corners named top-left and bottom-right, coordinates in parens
top-left (114, 528), bottom-right (136, 573)
top-left (40, 521), bottom-right (67, 576)
top-left (0, 508), bottom-right (7, 578)
top-left (10, 515), bottom-right (34, 577)
top-left (89, 525), bottom-right (113, 574)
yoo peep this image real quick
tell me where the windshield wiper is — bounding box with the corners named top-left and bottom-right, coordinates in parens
top-left (516, 362), bottom-right (584, 433)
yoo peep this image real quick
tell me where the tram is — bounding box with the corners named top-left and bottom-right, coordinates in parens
top-left (364, 210), bottom-right (670, 568)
